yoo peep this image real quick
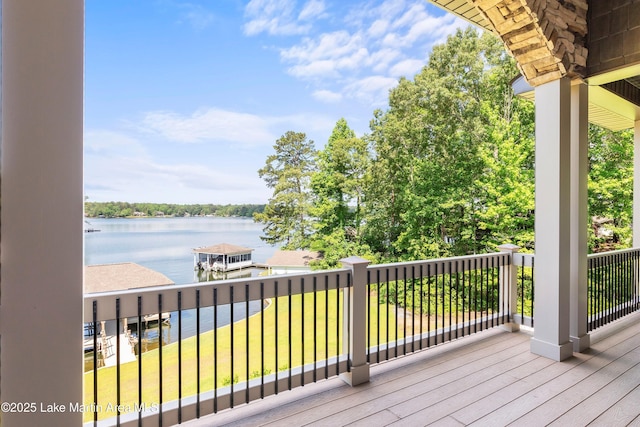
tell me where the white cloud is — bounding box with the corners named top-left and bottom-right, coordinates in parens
top-left (288, 59), bottom-right (341, 79)
top-left (299, 0), bottom-right (328, 21)
top-left (243, 0), bottom-right (313, 36)
top-left (345, 75), bottom-right (399, 105)
top-left (368, 48), bottom-right (402, 73)
top-left (84, 107), bottom-right (339, 203)
top-left (177, 3), bottom-right (215, 30)
top-left (84, 129), bottom-right (270, 204)
top-left (344, 0), bottom-right (406, 29)
top-left (367, 19), bottom-right (389, 38)
top-left (85, 130), bottom-right (147, 156)
top-left (389, 58), bottom-right (424, 78)
top-left (267, 0), bottom-right (466, 105)
top-left (281, 30), bottom-right (364, 63)
top-left (312, 89), bottom-right (343, 103)
top-left (139, 108), bottom-right (276, 146)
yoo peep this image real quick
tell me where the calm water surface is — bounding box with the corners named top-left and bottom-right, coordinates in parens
top-left (84, 217), bottom-right (274, 347)
top-left (85, 216), bottom-right (273, 284)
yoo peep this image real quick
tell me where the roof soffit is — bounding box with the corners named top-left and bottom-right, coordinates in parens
top-left (429, 0), bottom-right (588, 86)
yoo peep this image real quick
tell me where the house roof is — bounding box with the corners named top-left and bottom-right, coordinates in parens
top-left (265, 250), bottom-right (322, 267)
top-left (193, 243), bottom-right (253, 255)
top-left (84, 262), bottom-right (174, 294)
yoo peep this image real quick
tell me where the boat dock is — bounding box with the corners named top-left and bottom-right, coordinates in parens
top-left (84, 320), bottom-right (137, 368)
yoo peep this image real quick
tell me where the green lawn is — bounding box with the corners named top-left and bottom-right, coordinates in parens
top-left (84, 290), bottom-right (404, 421)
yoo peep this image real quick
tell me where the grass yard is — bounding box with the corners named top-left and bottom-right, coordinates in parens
top-left (83, 285), bottom-right (493, 421)
top-left (84, 289), bottom-right (403, 421)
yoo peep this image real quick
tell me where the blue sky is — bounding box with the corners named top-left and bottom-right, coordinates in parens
top-left (84, 0), bottom-right (466, 204)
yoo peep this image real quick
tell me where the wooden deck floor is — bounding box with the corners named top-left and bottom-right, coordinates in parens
top-left (183, 312), bottom-right (640, 427)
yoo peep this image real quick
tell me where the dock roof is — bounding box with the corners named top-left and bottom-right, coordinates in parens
top-left (192, 243), bottom-right (253, 255)
top-left (84, 262), bottom-right (174, 294)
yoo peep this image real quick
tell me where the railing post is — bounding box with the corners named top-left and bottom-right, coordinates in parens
top-left (339, 256), bottom-right (371, 386)
top-left (498, 244), bottom-right (521, 332)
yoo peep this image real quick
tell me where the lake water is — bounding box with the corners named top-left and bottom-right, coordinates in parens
top-left (85, 216), bottom-right (274, 285)
top-left (84, 216), bottom-right (274, 349)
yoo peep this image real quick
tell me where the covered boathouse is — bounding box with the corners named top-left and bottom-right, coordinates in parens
top-left (193, 243), bottom-right (253, 272)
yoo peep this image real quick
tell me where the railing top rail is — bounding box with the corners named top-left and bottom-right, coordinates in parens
top-left (588, 246), bottom-right (640, 260)
top-left (369, 251), bottom-right (507, 270)
top-left (513, 252), bottom-right (534, 267)
top-left (83, 268), bottom-right (350, 322)
top-left (366, 252), bottom-right (510, 281)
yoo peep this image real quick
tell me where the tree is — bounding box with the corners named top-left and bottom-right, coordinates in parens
top-left (308, 118), bottom-right (374, 267)
top-left (254, 131), bottom-right (316, 248)
top-left (311, 118), bottom-right (370, 235)
top-left (364, 28), bottom-right (522, 259)
top-left (588, 125), bottom-right (634, 251)
top-left (474, 96), bottom-right (535, 252)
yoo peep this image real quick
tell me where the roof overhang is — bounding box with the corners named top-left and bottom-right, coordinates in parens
top-left (513, 74), bottom-right (640, 131)
top-left (427, 0), bottom-right (493, 32)
top-left (429, 0), bottom-right (640, 131)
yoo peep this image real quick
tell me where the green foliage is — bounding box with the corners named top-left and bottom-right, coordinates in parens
top-left (588, 125), bottom-right (634, 251)
top-left (474, 98), bottom-right (535, 252)
top-left (251, 26), bottom-right (633, 289)
top-left (308, 118), bottom-right (373, 266)
top-left (221, 374), bottom-right (239, 386)
top-left (364, 28), bottom-right (531, 260)
top-left (254, 131), bottom-right (316, 248)
top-left (311, 118), bottom-right (370, 235)
top-left (84, 202), bottom-right (264, 218)
top-left (250, 368), bottom-right (272, 379)
top-left (309, 229), bottom-right (379, 270)
top-left (373, 270), bottom-right (501, 316)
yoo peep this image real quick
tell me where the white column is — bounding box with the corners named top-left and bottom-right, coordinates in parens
top-left (569, 82), bottom-right (590, 352)
top-left (634, 120), bottom-right (640, 310)
top-left (530, 77), bottom-right (574, 361)
top-left (634, 120), bottom-right (640, 246)
top-left (1, 1), bottom-right (84, 426)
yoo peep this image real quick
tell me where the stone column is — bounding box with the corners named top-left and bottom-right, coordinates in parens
top-left (1, 1), bottom-right (84, 425)
top-left (530, 77), bottom-right (574, 361)
top-left (569, 82), bottom-right (590, 352)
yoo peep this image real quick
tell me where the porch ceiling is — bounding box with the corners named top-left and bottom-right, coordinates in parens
top-left (427, 0), bottom-right (493, 32)
top-left (428, 0), bottom-right (640, 130)
top-left (513, 73), bottom-right (640, 131)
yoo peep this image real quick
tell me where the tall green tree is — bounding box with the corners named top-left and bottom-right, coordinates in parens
top-left (364, 28), bottom-right (524, 259)
top-left (474, 97), bottom-right (535, 251)
top-left (254, 131), bottom-right (316, 248)
top-left (311, 118), bottom-right (370, 236)
top-left (309, 118), bottom-right (374, 267)
top-left (588, 125), bottom-right (634, 251)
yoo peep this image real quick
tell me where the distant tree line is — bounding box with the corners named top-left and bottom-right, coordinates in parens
top-left (255, 28), bottom-right (634, 270)
top-left (85, 201), bottom-right (264, 218)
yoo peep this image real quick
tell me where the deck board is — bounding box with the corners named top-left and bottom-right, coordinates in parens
top-left (303, 338), bottom-right (532, 426)
top-left (182, 312), bottom-right (640, 427)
